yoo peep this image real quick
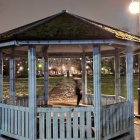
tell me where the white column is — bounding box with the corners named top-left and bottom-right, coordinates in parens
top-left (82, 52), bottom-right (87, 103)
top-left (44, 56), bottom-right (49, 104)
top-left (0, 50), bottom-right (3, 103)
top-left (93, 45), bottom-right (101, 140)
top-left (28, 46), bottom-right (37, 140)
top-left (115, 48), bottom-right (120, 102)
top-left (9, 55), bottom-right (15, 101)
top-left (126, 46), bottom-right (134, 139)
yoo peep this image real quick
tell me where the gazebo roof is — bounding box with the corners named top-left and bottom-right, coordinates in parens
top-left (0, 10), bottom-right (140, 57)
top-left (0, 10), bottom-right (140, 43)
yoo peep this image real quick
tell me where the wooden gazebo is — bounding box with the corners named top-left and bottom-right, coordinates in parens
top-left (0, 10), bottom-right (139, 140)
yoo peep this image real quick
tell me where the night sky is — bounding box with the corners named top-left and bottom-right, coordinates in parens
top-left (0, 0), bottom-right (138, 34)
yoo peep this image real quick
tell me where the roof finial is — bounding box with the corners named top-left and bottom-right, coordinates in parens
top-left (62, 9), bottom-right (68, 13)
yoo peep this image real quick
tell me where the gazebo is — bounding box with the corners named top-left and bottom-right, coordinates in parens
top-left (0, 10), bottom-right (139, 140)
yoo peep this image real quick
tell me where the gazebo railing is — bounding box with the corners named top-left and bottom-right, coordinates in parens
top-left (0, 103), bottom-right (95, 140)
top-left (37, 106), bottom-right (95, 140)
top-left (0, 103), bottom-right (29, 140)
top-left (101, 101), bottom-right (130, 139)
top-left (0, 100), bottom-right (130, 140)
top-left (4, 96), bottom-right (47, 107)
top-left (84, 94), bottom-right (126, 105)
top-left (4, 94), bottom-right (127, 107)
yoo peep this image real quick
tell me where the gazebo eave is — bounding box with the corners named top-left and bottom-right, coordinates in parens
top-left (0, 39), bottom-right (140, 48)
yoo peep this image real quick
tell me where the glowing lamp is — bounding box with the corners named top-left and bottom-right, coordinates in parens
top-left (129, 1), bottom-right (139, 14)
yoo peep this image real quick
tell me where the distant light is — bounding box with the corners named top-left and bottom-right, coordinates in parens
top-left (71, 66), bottom-right (74, 71)
top-left (101, 67), bottom-right (104, 71)
top-left (129, 1), bottom-right (139, 14)
top-left (38, 64), bottom-right (42, 68)
top-left (62, 65), bottom-right (65, 71)
top-left (86, 66), bottom-right (89, 69)
top-left (19, 66), bottom-right (23, 71)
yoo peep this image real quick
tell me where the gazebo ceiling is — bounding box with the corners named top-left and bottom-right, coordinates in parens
top-left (0, 10), bottom-right (140, 57)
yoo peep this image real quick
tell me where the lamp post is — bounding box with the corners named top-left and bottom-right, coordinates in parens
top-left (129, 0), bottom-right (140, 116)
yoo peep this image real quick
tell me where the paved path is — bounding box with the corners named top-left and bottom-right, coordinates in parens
top-left (49, 77), bottom-right (77, 106)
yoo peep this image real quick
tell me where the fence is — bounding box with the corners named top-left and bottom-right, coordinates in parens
top-left (0, 100), bottom-right (130, 140)
top-left (101, 101), bottom-right (130, 139)
top-left (37, 106), bottom-right (95, 140)
top-left (0, 103), bottom-right (95, 140)
top-left (84, 94), bottom-right (126, 106)
top-left (0, 103), bottom-right (29, 140)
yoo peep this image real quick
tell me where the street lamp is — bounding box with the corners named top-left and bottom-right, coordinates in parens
top-left (129, 0), bottom-right (140, 116)
top-left (129, 1), bottom-right (139, 14)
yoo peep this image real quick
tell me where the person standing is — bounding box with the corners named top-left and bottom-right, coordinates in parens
top-left (74, 79), bottom-right (82, 106)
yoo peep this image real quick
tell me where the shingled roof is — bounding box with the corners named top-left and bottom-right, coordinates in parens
top-left (0, 10), bottom-right (140, 43)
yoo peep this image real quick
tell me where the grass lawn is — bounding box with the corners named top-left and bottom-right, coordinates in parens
top-left (3, 76), bottom-right (63, 100)
top-left (3, 74), bottom-right (139, 100)
top-left (87, 74), bottom-right (138, 100)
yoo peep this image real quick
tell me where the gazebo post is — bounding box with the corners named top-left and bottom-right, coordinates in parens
top-left (44, 56), bottom-right (49, 104)
top-left (126, 46), bottom-right (134, 139)
top-left (0, 50), bottom-right (3, 103)
top-left (115, 48), bottom-right (120, 102)
top-left (93, 45), bottom-right (101, 140)
top-left (28, 46), bottom-right (37, 140)
top-left (82, 52), bottom-right (87, 103)
top-left (9, 52), bottom-right (15, 103)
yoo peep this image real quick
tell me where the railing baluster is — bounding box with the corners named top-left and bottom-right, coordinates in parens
top-left (1, 107), bottom-right (4, 130)
top-left (102, 108), bottom-right (106, 136)
top-left (18, 110), bottom-right (21, 135)
top-left (80, 111), bottom-right (85, 138)
top-left (5, 107), bottom-right (7, 132)
top-left (116, 104), bottom-right (120, 131)
top-left (120, 105), bottom-right (123, 131)
top-left (21, 111), bottom-right (25, 137)
top-left (60, 112), bottom-right (64, 139)
top-left (66, 111), bottom-right (71, 139)
top-left (73, 111), bottom-right (78, 138)
top-left (11, 108), bottom-right (14, 133)
top-left (15, 109), bottom-right (17, 135)
top-left (0, 107), bottom-right (1, 127)
top-left (46, 112), bottom-right (51, 139)
top-left (53, 112), bottom-right (58, 139)
top-left (25, 110), bottom-right (29, 138)
top-left (39, 112), bottom-right (45, 139)
top-left (110, 106), bottom-right (114, 135)
top-left (8, 108), bottom-right (10, 133)
top-left (86, 111), bottom-right (91, 138)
